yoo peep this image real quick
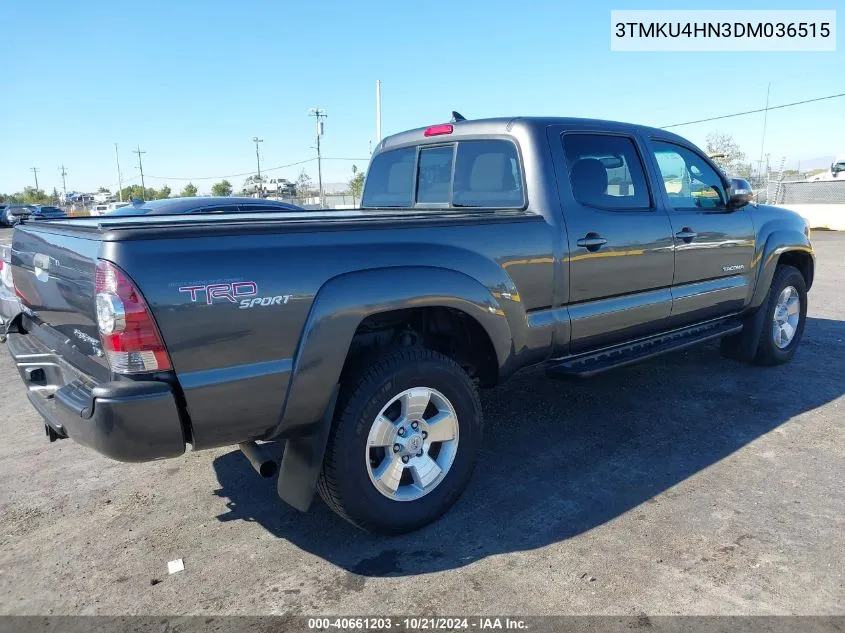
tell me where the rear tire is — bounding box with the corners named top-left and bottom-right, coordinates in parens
top-left (317, 348), bottom-right (482, 534)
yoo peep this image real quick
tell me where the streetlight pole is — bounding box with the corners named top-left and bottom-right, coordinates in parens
top-left (309, 108), bottom-right (327, 208)
top-left (252, 137), bottom-right (263, 196)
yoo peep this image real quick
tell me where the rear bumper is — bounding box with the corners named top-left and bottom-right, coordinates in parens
top-left (6, 331), bottom-right (186, 462)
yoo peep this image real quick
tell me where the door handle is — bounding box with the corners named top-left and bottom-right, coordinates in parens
top-left (675, 228), bottom-right (697, 243)
top-left (576, 234), bottom-right (608, 252)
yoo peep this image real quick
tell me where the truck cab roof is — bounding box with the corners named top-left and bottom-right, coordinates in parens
top-left (376, 116), bottom-right (690, 152)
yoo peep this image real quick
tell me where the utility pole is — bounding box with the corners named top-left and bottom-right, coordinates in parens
top-left (30, 167), bottom-right (40, 191)
top-left (309, 108), bottom-right (327, 208)
top-left (133, 146), bottom-right (146, 199)
top-left (114, 143), bottom-right (123, 202)
top-left (59, 165), bottom-right (68, 204)
top-left (375, 79), bottom-right (382, 143)
top-left (252, 137), bottom-right (263, 195)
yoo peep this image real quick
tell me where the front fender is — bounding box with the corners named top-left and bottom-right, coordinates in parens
top-left (271, 266), bottom-right (512, 440)
top-left (749, 230), bottom-right (813, 309)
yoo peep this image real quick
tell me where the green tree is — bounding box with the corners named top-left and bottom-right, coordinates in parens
top-left (347, 165), bottom-right (365, 206)
top-left (705, 132), bottom-right (753, 180)
top-left (119, 184), bottom-right (157, 201)
top-left (97, 186), bottom-right (111, 194)
top-left (296, 169), bottom-right (314, 200)
top-left (180, 182), bottom-right (198, 197)
top-left (211, 180), bottom-right (233, 196)
top-left (155, 185), bottom-right (171, 199)
top-left (22, 187), bottom-right (51, 204)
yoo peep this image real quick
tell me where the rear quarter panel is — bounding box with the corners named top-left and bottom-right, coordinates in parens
top-left (110, 215), bottom-right (555, 450)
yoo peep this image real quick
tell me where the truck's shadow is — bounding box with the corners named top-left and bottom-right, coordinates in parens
top-left (212, 316), bottom-right (844, 577)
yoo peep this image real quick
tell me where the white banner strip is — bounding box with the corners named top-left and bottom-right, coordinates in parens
top-left (611, 10), bottom-right (836, 52)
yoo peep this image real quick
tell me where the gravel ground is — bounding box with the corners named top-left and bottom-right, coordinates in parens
top-left (0, 228), bottom-right (842, 616)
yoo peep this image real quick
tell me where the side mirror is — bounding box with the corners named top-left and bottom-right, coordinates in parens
top-left (728, 178), bottom-right (754, 209)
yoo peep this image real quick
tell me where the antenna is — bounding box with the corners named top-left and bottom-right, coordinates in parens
top-left (451, 111), bottom-right (466, 123)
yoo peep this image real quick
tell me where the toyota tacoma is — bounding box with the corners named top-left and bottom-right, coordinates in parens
top-left (5, 116), bottom-right (814, 533)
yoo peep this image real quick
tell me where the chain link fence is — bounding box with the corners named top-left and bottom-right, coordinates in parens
top-left (755, 179), bottom-right (845, 205)
top-left (769, 180), bottom-right (845, 205)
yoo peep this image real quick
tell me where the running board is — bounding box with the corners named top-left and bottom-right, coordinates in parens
top-left (545, 318), bottom-right (743, 379)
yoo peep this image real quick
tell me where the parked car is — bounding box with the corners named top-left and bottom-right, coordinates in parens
top-left (3, 205), bottom-right (32, 226)
top-left (242, 175), bottom-right (265, 194)
top-left (29, 205), bottom-right (66, 219)
top-left (5, 116), bottom-right (814, 534)
top-left (807, 153), bottom-right (845, 182)
top-left (264, 178), bottom-right (296, 196)
top-left (0, 243), bottom-right (20, 327)
top-left (105, 197), bottom-right (303, 215)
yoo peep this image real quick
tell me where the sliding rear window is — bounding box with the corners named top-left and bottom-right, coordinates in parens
top-left (362, 139), bottom-right (523, 209)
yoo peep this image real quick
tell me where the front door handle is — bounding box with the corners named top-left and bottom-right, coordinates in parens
top-left (576, 233), bottom-right (608, 252)
top-left (675, 228), bottom-right (698, 243)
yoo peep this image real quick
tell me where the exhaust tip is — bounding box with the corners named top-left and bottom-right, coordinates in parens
top-left (238, 441), bottom-right (278, 478)
top-left (258, 460), bottom-right (277, 478)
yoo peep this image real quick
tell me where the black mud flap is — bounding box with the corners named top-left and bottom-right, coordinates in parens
top-left (720, 302), bottom-right (768, 362)
top-left (276, 385), bottom-right (339, 512)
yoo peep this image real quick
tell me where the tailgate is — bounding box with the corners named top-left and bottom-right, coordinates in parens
top-left (11, 223), bottom-right (109, 377)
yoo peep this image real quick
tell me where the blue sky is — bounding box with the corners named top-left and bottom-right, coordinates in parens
top-left (1, 0), bottom-right (842, 194)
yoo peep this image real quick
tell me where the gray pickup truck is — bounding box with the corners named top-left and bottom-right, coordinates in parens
top-left (6, 116), bottom-right (814, 533)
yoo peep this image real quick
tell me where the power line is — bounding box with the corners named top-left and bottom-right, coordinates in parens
top-left (661, 91), bottom-right (845, 129)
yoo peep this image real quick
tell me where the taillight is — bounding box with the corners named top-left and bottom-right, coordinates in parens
top-left (424, 124), bottom-right (453, 137)
top-left (95, 259), bottom-right (171, 373)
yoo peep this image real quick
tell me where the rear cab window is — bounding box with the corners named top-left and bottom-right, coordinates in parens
top-left (362, 139), bottom-right (524, 209)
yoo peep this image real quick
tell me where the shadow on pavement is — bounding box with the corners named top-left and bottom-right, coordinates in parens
top-left (212, 316), bottom-right (845, 577)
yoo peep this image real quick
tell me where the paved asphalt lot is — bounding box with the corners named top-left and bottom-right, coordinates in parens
top-left (0, 226), bottom-right (842, 616)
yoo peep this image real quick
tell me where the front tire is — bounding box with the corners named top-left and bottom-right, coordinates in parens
top-left (753, 265), bottom-right (807, 365)
top-left (317, 348), bottom-right (482, 534)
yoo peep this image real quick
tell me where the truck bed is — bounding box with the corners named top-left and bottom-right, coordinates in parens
top-left (11, 209), bottom-right (555, 453)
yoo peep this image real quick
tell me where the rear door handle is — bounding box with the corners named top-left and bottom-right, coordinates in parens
top-left (576, 234), bottom-right (607, 252)
top-left (675, 228), bottom-right (697, 243)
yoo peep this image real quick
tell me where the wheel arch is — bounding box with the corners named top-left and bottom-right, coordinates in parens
top-left (749, 231), bottom-right (814, 309)
top-left (273, 266), bottom-right (512, 511)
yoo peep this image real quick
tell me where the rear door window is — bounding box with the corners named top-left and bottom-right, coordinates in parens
top-left (562, 134), bottom-right (651, 210)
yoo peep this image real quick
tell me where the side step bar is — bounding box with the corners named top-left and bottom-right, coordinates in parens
top-left (545, 318), bottom-right (743, 379)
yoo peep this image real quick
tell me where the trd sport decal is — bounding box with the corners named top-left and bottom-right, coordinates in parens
top-left (178, 282), bottom-right (291, 309)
